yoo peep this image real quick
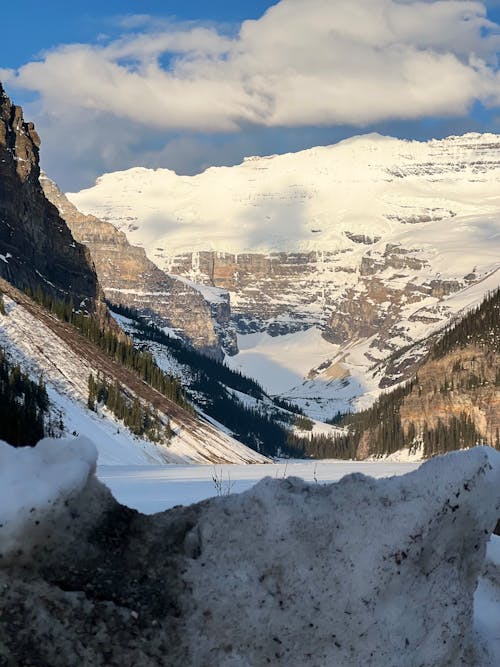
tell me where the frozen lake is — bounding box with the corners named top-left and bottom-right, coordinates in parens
top-left (97, 459), bottom-right (421, 514)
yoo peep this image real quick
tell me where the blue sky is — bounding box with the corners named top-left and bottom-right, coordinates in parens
top-left (3, 0), bottom-right (500, 190)
top-left (1, 2), bottom-right (275, 69)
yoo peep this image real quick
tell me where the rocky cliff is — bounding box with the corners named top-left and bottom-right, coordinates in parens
top-left (41, 176), bottom-right (236, 357)
top-left (0, 83), bottom-right (100, 309)
top-left (399, 347), bottom-right (500, 444)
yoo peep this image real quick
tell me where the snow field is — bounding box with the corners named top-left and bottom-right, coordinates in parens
top-left (68, 133), bottom-right (500, 257)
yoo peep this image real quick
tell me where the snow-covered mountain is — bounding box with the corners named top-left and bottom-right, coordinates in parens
top-left (68, 133), bottom-right (500, 417)
top-left (68, 132), bottom-right (500, 256)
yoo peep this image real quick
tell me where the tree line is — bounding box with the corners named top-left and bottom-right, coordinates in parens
top-left (26, 286), bottom-right (193, 412)
top-left (88, 373), bottom-right (171, 443)
top-left (0, 347), bottom-right (50, 446)
top-left (433, 288), bottom-right (500, 357)
top-left (110, 302), bottom-right (268, 399)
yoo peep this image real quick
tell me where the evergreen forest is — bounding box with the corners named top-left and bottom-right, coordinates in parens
top-left (88, 373), bottom-right (171, 442)
top-left (0, 347), bottom-right (50, 446)
top-left (26, 286), bottom-right (193, 411)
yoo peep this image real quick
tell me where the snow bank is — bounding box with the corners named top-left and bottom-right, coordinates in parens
top-left (0, 436), bottom-right (97, 562)
top-left (1, 441), bottom-right (500, 666)
top-left (183, 447), bottom-right (500, 666)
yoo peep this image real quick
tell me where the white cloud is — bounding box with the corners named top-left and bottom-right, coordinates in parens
top-left (0, 69), bottom-right (15, 86)
top-left (7, 0), bottom-right (500, 132)
top-left (118, 14), bottom-right (154, 30)
top-left (4, 0), bottom-right (500, 191)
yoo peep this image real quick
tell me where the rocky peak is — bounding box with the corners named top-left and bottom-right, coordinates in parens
top-left (0, 83), bottom-right (40, 182)
top-left (0, 82), bottom-right (100, 309)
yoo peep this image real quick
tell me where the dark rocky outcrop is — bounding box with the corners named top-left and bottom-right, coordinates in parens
top-left (0, 83), bottom-right (100, 309)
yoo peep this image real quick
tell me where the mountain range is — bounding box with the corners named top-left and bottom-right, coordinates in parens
top-left (0, 82), bottom-right (269, 464)
top-left (67, 132), bottom-right (500, 419)
top-left (0, 79), bottom-right (499, 462)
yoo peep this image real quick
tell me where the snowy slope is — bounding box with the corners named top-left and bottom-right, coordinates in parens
top-left (0, 295), bottom-right (267, 465)
top-left (95, 458), bottom-right (500, 665)
top-left (68, 132), bottom-right (500, 256)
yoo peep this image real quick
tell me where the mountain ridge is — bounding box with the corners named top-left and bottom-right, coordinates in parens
top-left (68, 130), bottom-right (500, 254)
top-left (67, 132), bottom-right (500, 417)
top-left (41, 174), bottom-right (236, 357)
top-left (0, 83), bottom-right (101, 312)
top-left (336, 287), bottom-right (500, 460)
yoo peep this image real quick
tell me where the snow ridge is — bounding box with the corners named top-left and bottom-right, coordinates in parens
top-left (2, 439), bottom-right (500, 665)
top-left (68, 132), bottom-right (500, 256)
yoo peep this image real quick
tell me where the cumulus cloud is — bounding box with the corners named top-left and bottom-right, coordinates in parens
top-left (8, 0), bottom-right (500, 131)
top-left (4, 0), bottom-right (500, 190)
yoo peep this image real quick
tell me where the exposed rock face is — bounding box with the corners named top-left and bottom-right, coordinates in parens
top-left (41, 176), bottom-right (236, 357)
top-left (167, 244), bottom-right (468, 346)
top-left (398, 347), bottom-right (500, 444)
top-left (2, 439), bottom-right (500, 666)
top-left (326, 243), bottom-right (465, 349)
top-left (167, 249), bottom-right (332, 334)
top-left (0, 83), bottom-right (99, 308)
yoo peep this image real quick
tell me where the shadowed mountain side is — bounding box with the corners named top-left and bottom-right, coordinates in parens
top-left (41, 175), bottom-right (236, 358)
top-left (0, 83), bottom-right (100, 311)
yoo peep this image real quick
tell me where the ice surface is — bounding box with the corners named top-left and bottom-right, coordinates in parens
top-left (97, 459), bottom-right (420, 514)
top-left (225, 327), bottom-right (338, 395)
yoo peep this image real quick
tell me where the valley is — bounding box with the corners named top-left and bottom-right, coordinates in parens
top-left (66, 133), bottom-right (500, 423)
top-left (2, 74), bottom-right (499, 464)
